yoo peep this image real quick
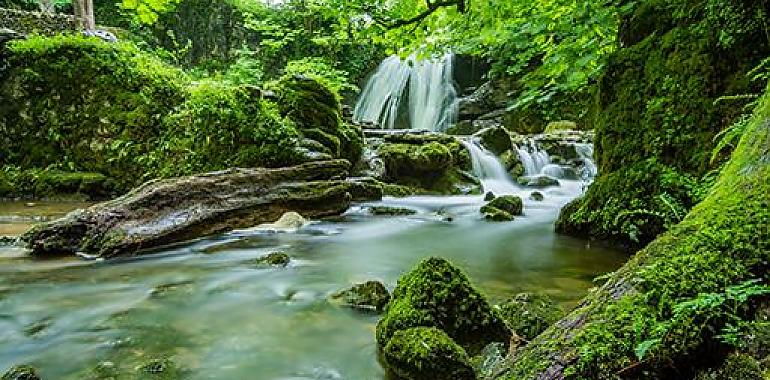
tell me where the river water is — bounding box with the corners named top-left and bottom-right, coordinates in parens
top-left (0, 162), bottom-right (625, 379)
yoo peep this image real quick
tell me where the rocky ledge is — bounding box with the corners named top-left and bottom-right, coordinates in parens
top-left (22, 160), bottom-right (381, 258)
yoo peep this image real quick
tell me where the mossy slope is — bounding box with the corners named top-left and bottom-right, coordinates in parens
top-left (503, 84), bottom-right (770, 379)
top-left (557, 0), bottom-right (770, 248)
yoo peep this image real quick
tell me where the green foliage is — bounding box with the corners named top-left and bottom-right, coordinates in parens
top-left (121, 0), bottom-right (182, 24)
top-left (282, 57), bottom-right (357, 96)
top-left (152, 81), bottom-right (303, 177)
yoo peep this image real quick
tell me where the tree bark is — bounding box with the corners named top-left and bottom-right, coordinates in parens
top-left (73, 0), bottom-right (95, 29)
top-left (22, 160), bottom-right (381, 258)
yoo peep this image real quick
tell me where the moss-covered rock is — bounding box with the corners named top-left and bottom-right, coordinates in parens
top-left (382, 327), bottom-right (476, 380)
top-left (482, 208), bottom-right (515, 222)
top-left (475, 126), bottom-right (512, 155)
top-left (1, 365), bottom-right (41, 380)
top-left (557, 0), bottom-right (770, 247)
top-left (135, 358), bottom-right (179, 379)
top-left (369, 206), bottom-right (417, 216)
top-left (376, 139), bottom-right (477, 195)
top-left (272, 74), bottom-right (364, 164)
top-left (331, 280), bottom-right (391, 312)
top-left (251, 252), bottom-right (290, 268)
top-left (376, 257), bottom-right (510, 355)
top-left (530, 191), bottom-right (544, 201)
top-left (481, 195), bottom-right (523, 216)
top-left (496, 293), bottom-right (564, 340)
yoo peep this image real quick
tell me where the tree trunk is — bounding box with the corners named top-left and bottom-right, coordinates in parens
top-left (21, 160), bottom-right (381, 258)
top-left (501, 91), bottom-right (770, 378)
top-left (73, 0), bottom-right (95, 29)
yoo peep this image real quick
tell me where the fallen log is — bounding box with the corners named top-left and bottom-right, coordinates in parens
top-left (22, 160), bottom-right (366, 258)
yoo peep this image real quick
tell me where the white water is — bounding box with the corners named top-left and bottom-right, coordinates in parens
top-left (461, 138), bottom-right (519, 195)
top-left (353, 53), bottom-right (458, 132)
top-left (515, 141), bottom-right (551, 176)
top-left (575, 143), bottom-right (598, 181)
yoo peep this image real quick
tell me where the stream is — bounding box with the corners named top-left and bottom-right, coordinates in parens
top-left (0, 143), bottom-right (626, 379)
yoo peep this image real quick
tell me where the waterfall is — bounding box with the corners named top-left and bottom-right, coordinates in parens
top-left (353, 53), bottom-right (458, 132)
top-left (514, 141), bottom-right (551, 176)
top-left (461, 138), bottom-right (518, 195)
top-left (574, 143), bottom-right (598, 181)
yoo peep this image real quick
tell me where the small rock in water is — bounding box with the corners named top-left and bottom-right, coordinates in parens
top-left (238, 211), bottom-right (307, 233)
top-left (0, 236), bottom-right (19, 246)
top-left (24, 202), bottom-right (36, 208)
top-left (368, 206), bottom-right (417, 216)
top-left (484, 191), bottom-right (496, 201)
top-left (251, 252), bottom-right (291, 268)
top-left (481, 195), bottom-right (523, 221)
top-left (517, 175), bottom-right (560, 188)
top-left (530, 191), bottom-right (544, 201)
top-left (1, 365), bottom-right (41, 380)
top-left (330, 280), bottom-right (390, 312)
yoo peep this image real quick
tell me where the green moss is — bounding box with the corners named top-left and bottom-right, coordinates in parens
top-left (556, 158), bottom-right (700, 249)
top-left (135, 358), bottom-right (179, 379)
top-left (0, 34), bottom-right (187, 191)
top-left (331, 281), bottom-right (391, 312)
top-left (271, 74), bottom-right (363, 164)
top-left (250, 252), bottom-right (290, 268)
top-left (382, 327), bottom-right (476, 380)
top-left (496, 293), bottom-right (564, 340)
top-left (376, 257), bottom-right (510, 355)
top-left (506, 84), bottom-right (770, 379)
top-left (558, 0), bottom-right (770, 247)
top-left (481, 195), bottom-right (523, 216)
top-left (0, 167), bottom-right (113, 200)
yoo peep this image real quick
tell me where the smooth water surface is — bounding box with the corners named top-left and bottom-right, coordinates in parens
top-left (0, 183), bottom-right (626, 379)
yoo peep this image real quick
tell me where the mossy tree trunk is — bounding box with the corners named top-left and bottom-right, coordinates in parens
top-left (503, 91), bottom-right (770, 378)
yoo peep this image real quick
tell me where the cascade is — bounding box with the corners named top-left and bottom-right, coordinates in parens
top-left (514, 140), bottom-right (551, 176)
top-left (574, 143), bottom-right (598, 181)
top-left (353, 53), bottom-right (458, 132)
top-left (461, 138), bottom-right (518, 195)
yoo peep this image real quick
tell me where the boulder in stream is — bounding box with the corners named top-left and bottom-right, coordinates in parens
top-left (368, 206), bottom-right (417, 216)
top-left (330, 280), bottom-right (390, 312)
top-left (376, 257), bottom-right (510, 356)
top-left (481, 195), bottom-right (523, 222)
top-left (517, 175), bottom-right (560, 188)
top-left (382, 327), bottom-right (476, 380)
top-left (22, 160), bottom-right (356, 258)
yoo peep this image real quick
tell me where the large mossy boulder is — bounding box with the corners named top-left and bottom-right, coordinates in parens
top-left (272, 74), bottom-right (364, 165)
top-left (382, 327), bottom-right (476, 380)
top-left (376, 257), bottom-right (510, 355)
top-left (557, 0), bottom-right (770, 248)
top-left (375, 137), bottom-right (476, 195)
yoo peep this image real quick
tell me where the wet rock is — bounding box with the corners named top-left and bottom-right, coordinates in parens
top-left (368, 206), bottom-right (417, 216)
top-left (1, 365), bottom-right (40, 380)
top-left (251, 252), bottom-right (291, 268)
top-left (382, 132), bottom-right (457, 145)
top-left (23, 317), bottom-right (52, 337)
top-left (517, 175), bottom-right (560, 188)
top-left (496, 293), bottom-right (564, 340)
top-left (346, 177), bottom-right (383, 202)
top-left (377, 257), bottom-right (511, 355)
top-left (258, 212), bottom-right (307, 231)
top-left (481, 195), bottom-right (523, 216)
top-left (530, 191), bottom-right (545, 201)
top-left (483, 208), bottom-right (514, 222)
top-left (330, 280), bottom-right (390, 312)
top-left (382, 327), bottom-right (476, 380)
top-left (378, 142), bottom-right (453, 176)
top-left (484, 192), bottom-right (496, 201)
top-left (475, 127), bottom-right (512, 155)
top-left (22, 160), bottom-right (355, 258)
